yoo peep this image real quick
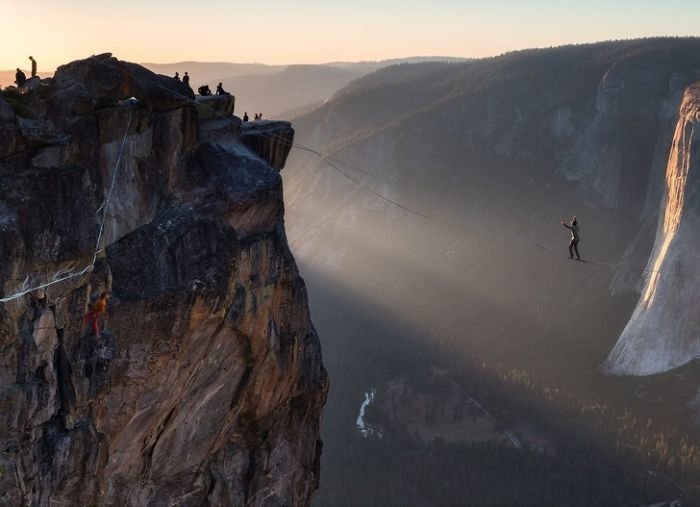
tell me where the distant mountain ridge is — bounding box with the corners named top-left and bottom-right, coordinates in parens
top-left (143, 57), bottom-right (467, 117)
top-left (1, 57), bottom-right (466, 114)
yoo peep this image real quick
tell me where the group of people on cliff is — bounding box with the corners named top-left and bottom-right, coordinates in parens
top-left (170, 71), bottom-right (267, 123)
top-left (242, 112), bottom-right (263, 122)
top-left (172, 71), bottom-right (229, 97)
top-left (14, 56), bottom-right (37, 87)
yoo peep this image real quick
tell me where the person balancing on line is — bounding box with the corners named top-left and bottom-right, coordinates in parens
top-left (84, 292), bottom-right (109, 337)
top-left (561, 215), bottom-right (581, 260)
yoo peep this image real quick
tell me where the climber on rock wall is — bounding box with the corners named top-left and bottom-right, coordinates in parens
top-left (84, 292), bottom-right (109, 337)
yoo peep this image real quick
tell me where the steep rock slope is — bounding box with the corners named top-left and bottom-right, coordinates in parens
top-left (0, 54), bottom-right (326, 506)
top-left (604, 83), bottom-right (700, 375)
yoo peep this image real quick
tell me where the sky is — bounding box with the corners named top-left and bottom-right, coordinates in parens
top-left (1, 0), bottom-right (699, 70)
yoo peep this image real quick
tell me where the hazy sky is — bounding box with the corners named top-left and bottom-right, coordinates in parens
top-left (1, 0), bottom-right (698, 70)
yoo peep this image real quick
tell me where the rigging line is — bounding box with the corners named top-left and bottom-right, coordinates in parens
top-left (265, 129), bottom-right (700, 278)
top-left (258, 129), bottom-right (541, 244)
top-left (0, 107), bottom-right (135, 304)
top-left (296, 137), bottom-right (700, 278)
top-left (94, 60), bottom-right (700, 279)
top-left (92, 107), bottom-right (134, 266)
top-left (250, 129), bottom-right (700, 278)
top-left (283, 137), bottom-right (395, 186)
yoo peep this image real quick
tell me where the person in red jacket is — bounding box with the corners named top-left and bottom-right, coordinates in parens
top-left (84, 292), bottom-right (109, 337)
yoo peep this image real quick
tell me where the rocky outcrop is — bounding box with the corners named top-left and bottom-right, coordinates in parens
top-left (52, 53), bottom-right (195, 113)
top-left (241, 120), bottom-right (295, 171)
top-left (0, 55), bottom-right (327, 506)
top-left (604, 82), bottom-right (700, 375)
top-left (196, 94), bottom-right (236, 121)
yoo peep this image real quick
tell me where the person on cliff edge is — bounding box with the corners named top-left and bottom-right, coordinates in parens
top-left (561, 216), bottom-right (581, 260)
top-left (29, 56), bottom-right (37, 77)
top-left (84, 292), bottom-right (109, 337)
top-left (14, 68), bottom-right (27, 87)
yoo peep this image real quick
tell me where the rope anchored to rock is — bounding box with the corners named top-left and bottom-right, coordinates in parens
top-left (0, 107), bottom-right (134, 304)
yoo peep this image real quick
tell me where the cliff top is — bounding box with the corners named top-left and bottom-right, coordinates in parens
top-left (682, 81), bottom-right (700, 121)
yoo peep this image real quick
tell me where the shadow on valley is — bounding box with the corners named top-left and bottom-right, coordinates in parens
top-left (301, 260), bottom-right (700, 506)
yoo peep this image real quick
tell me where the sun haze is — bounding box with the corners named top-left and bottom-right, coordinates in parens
top-left (1, 0), bottom-right (699, 71)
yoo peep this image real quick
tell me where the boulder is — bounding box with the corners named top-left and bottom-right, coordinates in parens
top-left (0, 99), bottom-right (15, 123)
top-left (196, 94), bottom-right (235, 121)
top-left (52, 53), bottom-right (195, 112)
top-left (22, 76), bottom-right (42, 94)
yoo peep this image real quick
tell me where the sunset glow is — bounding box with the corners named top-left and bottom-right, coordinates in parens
top-left (1, 0), bottom-right (699, 71)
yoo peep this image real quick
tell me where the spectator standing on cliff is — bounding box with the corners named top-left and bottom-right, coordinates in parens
top-left (28, 56), bottom-right (37, 77)
top-left (258, 112), bottom-right (263, 120)
top-left (561, 216), bottom-right (581, 260)
top-left (173, 71), bottom-right (180, 81)
top-left (15, 68), bottom-right (27, 87)
top-left (243, 112), bottom-right (249, 122)
top-left (216, 82), bottom-right (228, 95)
top-left (182, 72), bottom-right (190, 88)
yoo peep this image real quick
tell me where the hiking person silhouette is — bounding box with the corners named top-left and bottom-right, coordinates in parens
top-left (29, 56), bottom-right (37, 77)
top-left (561, 216), bottom-right (581, 260)
top-left (15, 68), bottom-right (27, 87)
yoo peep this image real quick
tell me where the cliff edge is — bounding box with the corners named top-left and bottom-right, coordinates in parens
top-left (0, 54), bottom-right (327, 506)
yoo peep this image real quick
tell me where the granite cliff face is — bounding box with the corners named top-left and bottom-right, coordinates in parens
top-left (0, 54), bottom-right (326, 506)
top-left (604, 83), bottom-right (700, 375)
